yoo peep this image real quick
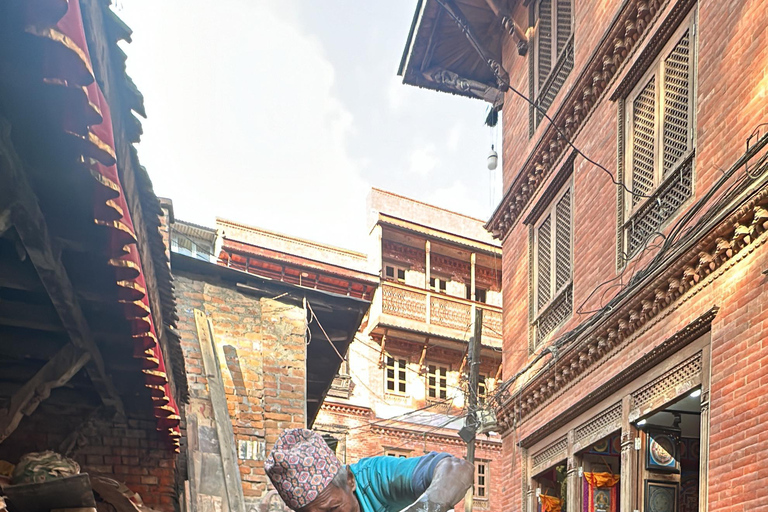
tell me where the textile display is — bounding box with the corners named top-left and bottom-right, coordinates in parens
top-left (583, 472), bottom-right (619, 512)
top-left (540, 494), bottom-right (562, 512)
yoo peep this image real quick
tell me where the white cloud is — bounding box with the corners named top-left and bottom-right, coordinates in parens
top-left (408, 144), bottom-right (439, 177)
top-left (117, 1), bottom-right (369, 251)
top-left (426, 180), bottom-right (489, 220)
top-left (446, 122), bottom-right (465, 152)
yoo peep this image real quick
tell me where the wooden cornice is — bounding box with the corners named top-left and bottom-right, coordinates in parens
top-left (320, 401), bottom-right (374, 418)
top-left (487, 0), bottom-right (696, 240)
top-left (371, 423), bottom-right (502, 450)
top-left (495, 174), bottom-right (768, 435)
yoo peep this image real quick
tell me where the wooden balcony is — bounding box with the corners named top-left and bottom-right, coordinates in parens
top-left (371, 281), bottom-right (502, 347)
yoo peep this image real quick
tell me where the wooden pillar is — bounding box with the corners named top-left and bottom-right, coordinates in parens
top-left (470, 252), bottom-right (477, 300)
top-left (566, 430), bottom-right (579, 512)
top-left (620, 395), bottom-right (637, 512)
top-left (699, 346), bottom-right (711, 512)
top-left (425, 240), bottom-right (431, 325)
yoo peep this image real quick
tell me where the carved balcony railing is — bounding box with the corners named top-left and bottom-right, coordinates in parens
top-left (377, 282), bottom-right (502, 346)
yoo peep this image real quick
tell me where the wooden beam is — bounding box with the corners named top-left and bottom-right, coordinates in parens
top-left (0, 343), bottom-right (91, 442)
top-left (0, 118), bottom-right (125, 417)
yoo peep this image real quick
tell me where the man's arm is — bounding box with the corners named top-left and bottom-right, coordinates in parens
top-left (402, 456), bottom-right (474, 512)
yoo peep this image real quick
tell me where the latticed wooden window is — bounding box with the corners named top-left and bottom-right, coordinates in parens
top-left (427, 364), bottom-right (448, 400)
top-left (621, 14), bottom-right (696, 259)
top-left (385, 355), bottom-right (407, 395)
top-left (532, 179), bottom-right (573, 345)
top-left (532, 0), bottom-right (574, 127)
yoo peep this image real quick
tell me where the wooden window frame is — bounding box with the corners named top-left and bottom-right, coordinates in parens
top-left (426, 363), bottom-right (449, 400)
top-left (384, 264), bottom-right (407, 284)
top-left (475, 460), bottom-right (490, 500)
top-left (429, 276), bottom-right (448, 294)
top-left (534, 0), bottom-right (573, 97)
top-left (384, 354), bottom-right (408, 396)
top-left (532, 180), bottom-right (573, 319)
top-left (624, 13), bottom-right (696, 219)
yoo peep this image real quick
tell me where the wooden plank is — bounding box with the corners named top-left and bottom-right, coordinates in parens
top-left (194, 309), bottom-right (245, 512)
top-left (0, 343), bottom-right (91, 442)
top-left (0, 118), bottom-right (125, 416)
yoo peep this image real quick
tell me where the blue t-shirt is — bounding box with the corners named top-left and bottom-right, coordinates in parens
top-left (350, 452), bottom-right (452, 512)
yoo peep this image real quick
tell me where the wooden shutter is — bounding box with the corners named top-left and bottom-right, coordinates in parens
top-left (662, 30), bottom-right (692, 177)
top-left (555, 189), bottom-right (571, 291)
top-left (631, 77), bottom-right (657, 206)
top-left (538, 0), bottom-right (553, 89)
top-left (556, 0), bottom-right (572, 57)
top-left (537, 216), bottom-right (552, 309)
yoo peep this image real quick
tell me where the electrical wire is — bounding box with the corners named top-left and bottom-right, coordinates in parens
top-left (505, 83), bottom-right (653, 200)
top-left (486, 124), bottom-right (768, 410)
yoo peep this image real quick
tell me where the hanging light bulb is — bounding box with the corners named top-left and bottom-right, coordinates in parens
top-left (487, 144), bottom-right (498, 170)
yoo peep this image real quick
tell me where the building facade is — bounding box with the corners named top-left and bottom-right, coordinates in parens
top-left (165, 212), bottom-right (375, 512)
top-left (401, 2), bottom-right (767, 512)
top-left (314, 189), bottom-right (504, 512)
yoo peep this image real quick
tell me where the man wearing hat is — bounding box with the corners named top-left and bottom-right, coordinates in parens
top-left (265, 429), bottom-right (474, 512)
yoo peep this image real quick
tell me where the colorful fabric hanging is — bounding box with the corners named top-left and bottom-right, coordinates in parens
top-left (583, 472), bottom-right (620, 512)
top-left (540, 494), bottom-right (562, 512)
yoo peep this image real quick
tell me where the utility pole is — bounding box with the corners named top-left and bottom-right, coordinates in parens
top-left (464, 308), bottom-right (483, 512)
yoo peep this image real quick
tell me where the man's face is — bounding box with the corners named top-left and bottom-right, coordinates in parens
top-left (298, 469), bottom-right (360, 512)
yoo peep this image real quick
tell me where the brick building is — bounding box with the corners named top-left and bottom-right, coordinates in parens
top-left (0, 1), bottom-right (187, 510)
top-left (401, 1), bottom-right (767, 512)
top-left (164, 212), bottom-right (376, 512)
top-left (314, 189), bottom-right (504, 512)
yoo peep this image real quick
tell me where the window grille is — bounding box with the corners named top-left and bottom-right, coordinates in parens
top-left (532, 177), bottom-right (573, 347)
top-left (620, 15), bottom-right (696, 261)
top-left (533, 0), bottom-right (573, 128)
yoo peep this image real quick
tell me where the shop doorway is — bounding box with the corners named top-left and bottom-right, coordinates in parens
top-left (636, 389), bottom-right (701, 512)
top-left (577, 432), bottom-right (622, 512)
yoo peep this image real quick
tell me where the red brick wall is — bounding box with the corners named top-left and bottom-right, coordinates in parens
top-left (495, 0), bottom-right (768, 510)
top-left (175, 271), bottom-right (307, 509)
top-left (316, 404), bottom-right (503, 512)
top-left (0, 414), bottom-right (179, 511)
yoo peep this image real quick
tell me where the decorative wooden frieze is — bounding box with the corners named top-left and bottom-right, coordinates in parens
top-left (629, 353), bottom-right (702, 421)
top-left (496, 182), bottom-right (768, 435)
top-left (572, 402), bottom-right (622, 452)
top-left (531, 436), bottom-right (568, 475)
top-left (487, 0), bottom-right (697, 240)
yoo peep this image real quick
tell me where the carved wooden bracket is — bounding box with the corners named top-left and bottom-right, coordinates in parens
top-left (484, 0), bottom-right (529, 55)
top-left (0, 343), bottom-right (91, 443)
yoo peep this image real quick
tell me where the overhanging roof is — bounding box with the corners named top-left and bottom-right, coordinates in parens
top-left (398, 0), bottom-right (506, 102)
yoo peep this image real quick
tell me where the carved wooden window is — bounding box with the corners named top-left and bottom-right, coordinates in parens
top-left (620, 14), bottom-right (696, 261)
top-left (475, 460), bottom-right (489, 499)
top-left (532, 179), bottom-right (573, 346)
top-left (427, 364), bottom-right (448, 400)
top-left (384, 264), bottom-right (406, 283)
top-left (385, 355), bottom-right (407, 395)
top-left (532, 0), bottom-right (574, 128)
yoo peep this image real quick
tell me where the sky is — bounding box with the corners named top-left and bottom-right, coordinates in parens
top-left (116, 1), bottom-right (503, 251)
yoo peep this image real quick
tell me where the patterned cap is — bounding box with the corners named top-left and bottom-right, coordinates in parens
top-left (265, 429), bottom-right (342, 510)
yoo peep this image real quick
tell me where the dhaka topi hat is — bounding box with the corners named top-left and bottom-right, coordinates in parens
top-left (265, 428), bottom-right (342, 510)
